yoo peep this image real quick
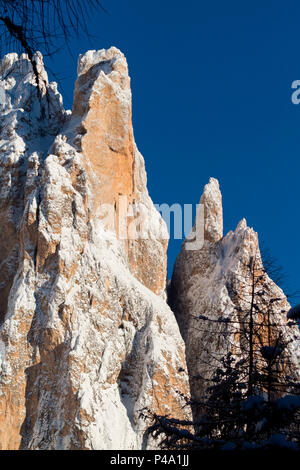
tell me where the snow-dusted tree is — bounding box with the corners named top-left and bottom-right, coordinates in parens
top-left (145, 253), bottom-right (300, 450)
top-left (144, 354), bottom-right (300, 450)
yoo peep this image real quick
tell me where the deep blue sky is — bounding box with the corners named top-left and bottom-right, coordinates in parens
top-left (44, 0), bottom-right (300, 296)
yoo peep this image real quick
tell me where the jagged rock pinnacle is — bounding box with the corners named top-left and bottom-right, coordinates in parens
top-left (200, 177), bottom-right (223, 242)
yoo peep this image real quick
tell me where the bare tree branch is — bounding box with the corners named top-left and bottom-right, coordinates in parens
top-left (0, 0), bottom-right (106, 86)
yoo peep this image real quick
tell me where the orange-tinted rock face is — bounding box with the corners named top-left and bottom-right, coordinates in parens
top-left (0, 49), bottom-right (190, 450)
top-left (72, 48), bottom-right (168, 297)
top-left (74, 57), bottom-right (134, 209)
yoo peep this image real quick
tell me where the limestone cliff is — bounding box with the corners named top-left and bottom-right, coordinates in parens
top-left (0, 48), bottom-right (190, 450)
top-left (170, 178), bottom-right (300, 405)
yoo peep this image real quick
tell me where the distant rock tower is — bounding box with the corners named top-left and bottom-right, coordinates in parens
top-left (170, 178), bottom-right (300, 406)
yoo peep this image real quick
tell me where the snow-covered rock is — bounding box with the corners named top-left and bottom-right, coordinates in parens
top-left (1, 47), bottom-right (298, 451)
top-left (0, 48), bottom-right (190, 450)
top-left (169, 178), bottom-right (300, 405)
